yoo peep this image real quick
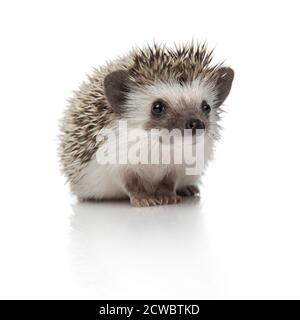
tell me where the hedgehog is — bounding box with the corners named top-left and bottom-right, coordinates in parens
top-left (59, 43), bottom-right (234, 207)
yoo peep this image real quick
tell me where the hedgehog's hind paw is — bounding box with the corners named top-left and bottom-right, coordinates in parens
top-left (177, 185), bottom-right (200, 197)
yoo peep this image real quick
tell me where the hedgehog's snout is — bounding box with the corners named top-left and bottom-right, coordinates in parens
top-left (184, 118), bottom-right (205, 136)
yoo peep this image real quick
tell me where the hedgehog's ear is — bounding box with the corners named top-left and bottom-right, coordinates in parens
top-left (215, 67), bottom-right (234, 107)
top-left (104, 70), bottom-right (131, 113)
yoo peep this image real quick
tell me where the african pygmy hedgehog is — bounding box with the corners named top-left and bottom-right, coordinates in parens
top-left (59, 43), bottom-right (234, 207)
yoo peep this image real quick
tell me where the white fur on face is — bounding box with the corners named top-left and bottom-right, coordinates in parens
top-left (123, 77), bottom-right (219, 127)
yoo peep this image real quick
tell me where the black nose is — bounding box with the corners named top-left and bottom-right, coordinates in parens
top-left (185, 118), bottom-right (205, 130)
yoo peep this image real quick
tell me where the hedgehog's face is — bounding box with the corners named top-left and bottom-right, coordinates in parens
top-left (104, 68), bottom-right (234, 139)
top-left (124, 79), bottom-right (217, 135)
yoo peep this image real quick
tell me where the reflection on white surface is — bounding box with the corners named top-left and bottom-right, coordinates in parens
top-left (69, 199), bottom-right (225, 299)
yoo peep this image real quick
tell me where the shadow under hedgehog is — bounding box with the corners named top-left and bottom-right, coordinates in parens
top-left (59, 43), bottom-right (234, 207)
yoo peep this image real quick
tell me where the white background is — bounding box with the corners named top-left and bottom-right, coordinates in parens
top-left (0, 0), bottom-right (299, 299)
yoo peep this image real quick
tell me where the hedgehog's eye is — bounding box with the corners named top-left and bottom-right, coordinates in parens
top-left (152, 101), bottom-right (165, 116)
top-left (201, 100), bottom-right (211, 114)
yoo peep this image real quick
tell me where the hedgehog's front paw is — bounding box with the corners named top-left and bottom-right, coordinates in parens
top-left (177, 185), bottom-right (200, 197)
top-left (155, 194), bottom-right (182, 205)
top-left (130, 195), bottom-right (160, 207)
top-left (130, 194), bottom-right (182, 207)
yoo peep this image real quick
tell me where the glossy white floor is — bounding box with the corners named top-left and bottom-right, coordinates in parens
top-left (1, 1), bottom-right (300, 299)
